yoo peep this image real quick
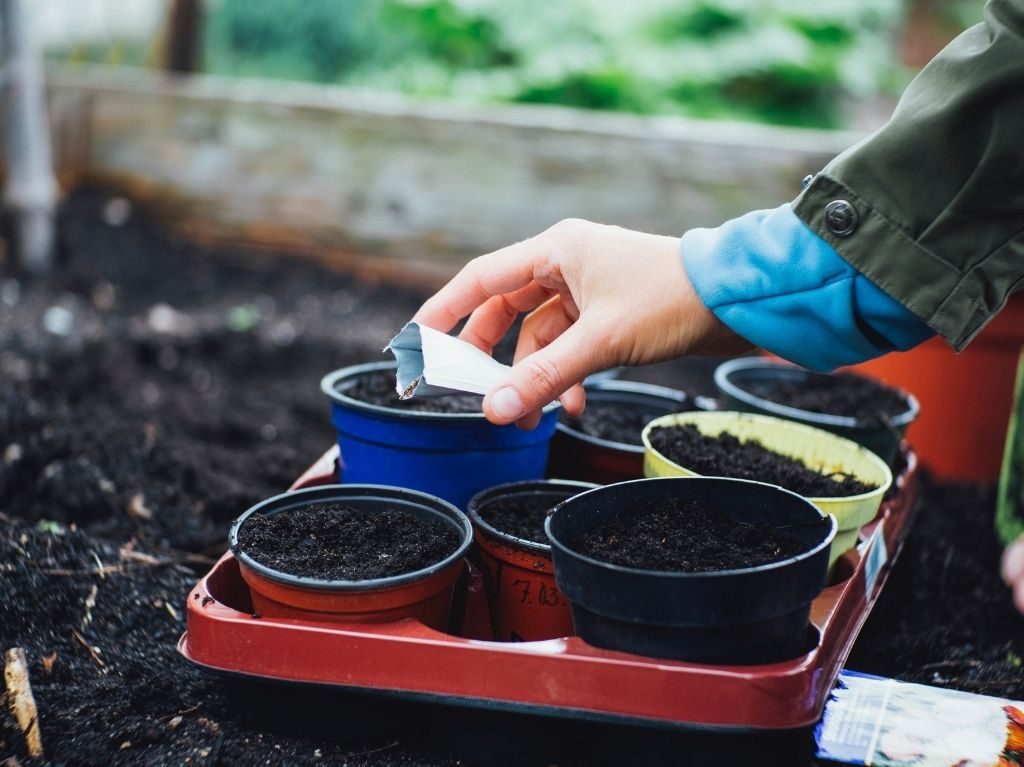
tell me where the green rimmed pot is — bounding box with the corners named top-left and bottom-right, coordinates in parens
top-left (642, 411), bottom-right (892, 569)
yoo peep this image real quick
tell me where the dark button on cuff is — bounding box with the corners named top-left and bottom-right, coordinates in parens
top-left (824, 200), bottom-right (858, 237)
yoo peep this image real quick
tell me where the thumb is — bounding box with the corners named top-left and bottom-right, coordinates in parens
top-left (483, 320), bottom-right (609, 425)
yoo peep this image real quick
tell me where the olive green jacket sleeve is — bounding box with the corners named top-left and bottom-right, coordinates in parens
top-left (793, 0), bottom-right (1024, 351)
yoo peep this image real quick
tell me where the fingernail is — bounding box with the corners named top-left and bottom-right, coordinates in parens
top-left (489, 387), bottom-right (524, 421)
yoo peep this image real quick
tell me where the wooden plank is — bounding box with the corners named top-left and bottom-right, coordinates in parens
top-left (45, 65), bottom-right (861, 276)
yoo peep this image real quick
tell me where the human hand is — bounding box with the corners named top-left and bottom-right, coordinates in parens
top-left (412, 218), bottom-right (751, 428)
top-left (1001, 537), bottom-right (1024, 614)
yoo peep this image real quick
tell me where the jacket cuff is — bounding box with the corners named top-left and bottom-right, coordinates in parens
top-left (682, 204), bottom-right (933, 371)
top-left (794, 173), bottom-right (981, 350)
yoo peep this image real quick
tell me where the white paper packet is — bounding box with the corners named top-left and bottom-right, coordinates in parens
top-left (385, 322), bottom-right (509, 399)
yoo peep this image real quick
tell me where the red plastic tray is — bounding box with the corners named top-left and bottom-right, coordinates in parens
top-left (179, 446), bottom-right (918, 731)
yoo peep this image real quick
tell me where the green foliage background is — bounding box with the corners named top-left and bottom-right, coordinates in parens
top-left (202, 0), bottom-right (912, 129)
top-left (997, 351), bottom-right (1024, 546)
top-left (44, 0), bottom-right (988, 129)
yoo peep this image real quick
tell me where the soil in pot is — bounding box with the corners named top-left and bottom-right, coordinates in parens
top-left (476, 495), bottom-right (556, 544)
top-left (348, 368), bottom-right (483, 414)
top-left (576, 497), bottom-right (807, 573)
top-left (648, 424), bottom-right (876, 497)
top-left (747, 372), bottom-right (910, 426)
top-left (236, 502), bottom-right (460, 580)
top-left (561, 402), bottom-right (667, 446)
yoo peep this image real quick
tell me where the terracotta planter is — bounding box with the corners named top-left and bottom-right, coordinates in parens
top-left (546, 477), bottom-right (836, 664)
top-left (546, 380), bottom-right (691, 484)
top-left (847, 295), bottom-right (1024, 482)
top-left (467, 479), bottom-right (596, 641)
top-left (229, 485), bottom-right (472, 629)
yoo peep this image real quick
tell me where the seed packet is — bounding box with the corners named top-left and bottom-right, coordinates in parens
top-left (386, 322), bottom-right (509, 399)
top-left (817, 671), bottom-right (1024, 766)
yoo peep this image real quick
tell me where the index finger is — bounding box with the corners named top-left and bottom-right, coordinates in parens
top-left (412, 235), bottom-right (548, 332)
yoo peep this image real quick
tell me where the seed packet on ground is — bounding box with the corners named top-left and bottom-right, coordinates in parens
top-left (816, 671), bottom-right (1024, 766)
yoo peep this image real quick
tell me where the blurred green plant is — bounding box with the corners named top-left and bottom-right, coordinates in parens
top-left (47, 0), bottom-right (928, 128)
top-left (996, 350), bottom-right (1024, 546)
top-left (200, 0), bottom-right (913, 128)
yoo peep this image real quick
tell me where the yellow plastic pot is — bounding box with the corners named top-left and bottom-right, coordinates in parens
top-left (641, 411), bottom-right (892, 568)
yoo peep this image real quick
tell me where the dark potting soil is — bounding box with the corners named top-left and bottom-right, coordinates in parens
top-left (345, 368), bottom-right (485, 414)
top-left (575, 497), bottom-right (807, 573)
top-left (477, 494), bottom-right (566, 545)
top-left (649, 424), bottom-right (876, 497)
top-left (3, 186), bottom-right (1023, 766)
top-left (561, 402), bottom-right (669, 446)
top-left (748, 372), bottom-right (910, 425)
top-left (236, 502), bottom-right (459, 580)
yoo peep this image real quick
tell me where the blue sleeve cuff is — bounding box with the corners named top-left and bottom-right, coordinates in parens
top-left (682, 204), bottom-right (934, 371)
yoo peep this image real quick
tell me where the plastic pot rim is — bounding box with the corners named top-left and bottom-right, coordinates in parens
top-left (229, 484), bottom-right (473, 592)
top-left (714, 358), bottom-right (919, 431)
top-left (555, 379), bottom-right (690, 455)
top-left (641, 411), bottom-right (894, 505)
top-left (544, 476), bottom-right (838, 580)
top-left (467, 479), bottom-right (599, 554)
top-left (321, 361), bottom-right (560, 422)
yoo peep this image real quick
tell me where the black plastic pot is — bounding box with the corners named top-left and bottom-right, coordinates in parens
top-left (546, 380), bottom-right (692, 484)
top-left (714, 358), bottom-right (918, 466)
top-left (545, 477), bottom-right (836, 664)
top-left (467, 479), bottom-right (597, 641)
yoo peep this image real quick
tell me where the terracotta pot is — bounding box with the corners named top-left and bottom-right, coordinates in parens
top-left (229, 485), bottom-right (472, 629)
top-left (848, 294), bottom-right (1024, 482)
top-left (467, 480), bottom-right (596, 641)
top-left (546, 380), bottom-right (692, 484)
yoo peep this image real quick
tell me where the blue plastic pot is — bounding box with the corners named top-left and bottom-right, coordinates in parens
top-left (321, 361), bottom-right (560, 510)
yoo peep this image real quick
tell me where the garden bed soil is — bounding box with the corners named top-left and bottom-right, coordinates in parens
top-left (575, 498), bottom-right (807, 572)
top-left (561, 402), bottom-right (666, 446)
top-left (477, 495), bottom-right (559, 545)
top-left (347, 368), bottom-right (484, 414)
top-left (236, 503), bottom-right (459, 580)
top-left (649, 424), bottom-right (876, 497)
top-left (749, 372), bottom-right (910, 425)
top-left (1, 187), bottom-right (1023, 766)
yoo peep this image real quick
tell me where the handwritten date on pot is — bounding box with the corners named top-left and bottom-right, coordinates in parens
top-left (512, 578), bottom-right (566, 607)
